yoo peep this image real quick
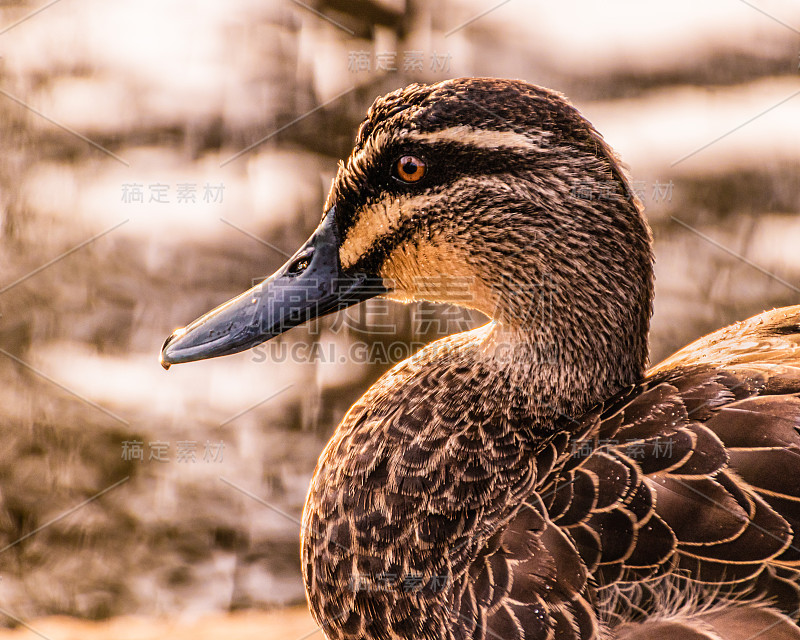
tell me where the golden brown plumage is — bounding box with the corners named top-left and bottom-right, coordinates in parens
top-left (161, 78), bottom-right (800, 639)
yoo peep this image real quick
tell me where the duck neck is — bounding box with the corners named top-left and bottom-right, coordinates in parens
top-left (477, 274), bottom-right (651, 425)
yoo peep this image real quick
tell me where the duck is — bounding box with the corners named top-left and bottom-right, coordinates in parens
top-left (160, 78), bottom-right (800, 640)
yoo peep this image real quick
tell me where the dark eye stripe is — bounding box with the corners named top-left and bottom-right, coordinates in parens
top-left (385, 143), bottom-right (549, 192)
top-left (347, 215), bottom-right (425, 276)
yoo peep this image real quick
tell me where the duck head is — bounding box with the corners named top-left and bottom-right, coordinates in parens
top-left (161, 78), bottom-right (653, 399)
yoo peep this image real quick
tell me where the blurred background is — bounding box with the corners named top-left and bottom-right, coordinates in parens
top-left (0, 0), bottom-right (798, 636)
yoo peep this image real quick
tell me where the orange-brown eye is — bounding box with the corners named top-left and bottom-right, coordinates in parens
top-left (394, 155), bottom-right (426, 183)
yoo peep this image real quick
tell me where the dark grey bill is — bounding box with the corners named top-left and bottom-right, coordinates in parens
top-left (160, 207), bottom-right (386, 369)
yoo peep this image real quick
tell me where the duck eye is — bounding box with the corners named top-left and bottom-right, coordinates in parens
top-left (394, 155), bottom-right (426, 183)
top-left (287, 249), bottom-right (313, 274)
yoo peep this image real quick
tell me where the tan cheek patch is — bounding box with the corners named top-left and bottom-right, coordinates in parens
top-left (339, 197), bottom-right (409, 270)
top-left (338, 176), bottom-right (484, 270)
top-left (379, 238), bottom-right (497, 313)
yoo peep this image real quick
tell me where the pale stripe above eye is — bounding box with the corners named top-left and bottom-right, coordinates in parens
top-left (343, 125), bottom-right (548, 183)
top-left (402, 125), bottom-right (551, 154)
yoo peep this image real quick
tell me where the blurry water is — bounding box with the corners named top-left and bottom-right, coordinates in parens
top-left (0, 0), bottom-right (799, 621)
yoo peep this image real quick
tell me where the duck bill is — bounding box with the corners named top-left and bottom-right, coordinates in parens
top-left (160, 207), bottom-right (386, 368)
